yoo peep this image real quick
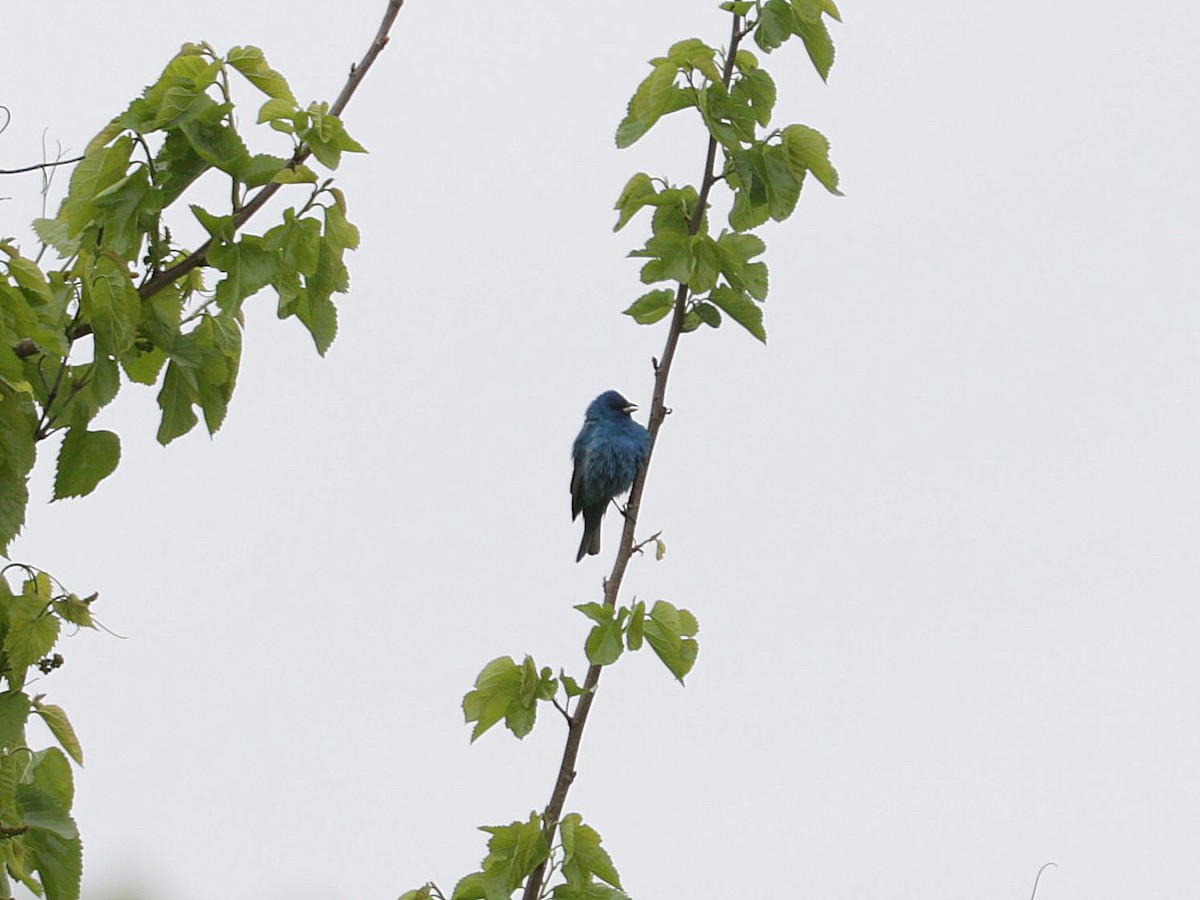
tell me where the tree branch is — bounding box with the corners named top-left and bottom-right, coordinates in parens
top-left (0, 156), bottom-right (84, 176)
top-left (6, 0), bottom-right (406, 367)
top-left (136, 0), bottom-right (405, 302)
top-left (520, 14), bottom-right (746, 900)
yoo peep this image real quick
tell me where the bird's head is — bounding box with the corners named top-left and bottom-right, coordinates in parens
top-left (587, 390), bottom-right (637, 420)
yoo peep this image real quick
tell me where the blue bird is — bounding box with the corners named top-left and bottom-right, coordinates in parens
top-left (571, 390), bottom-right (651, 562)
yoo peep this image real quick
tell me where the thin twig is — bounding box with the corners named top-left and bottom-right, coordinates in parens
top-left (0, 156), bottom-right (83, 176)
top-left (520, 14), bottom-right (746, 900)
top-left (1029, 862), bottom-right (1058, 900)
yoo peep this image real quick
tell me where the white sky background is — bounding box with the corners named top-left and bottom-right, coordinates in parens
top-left (2, 1), bottom-right (1199, 898)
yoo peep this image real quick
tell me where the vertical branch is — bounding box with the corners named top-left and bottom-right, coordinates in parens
top-left (521, 14), bottom-right (745, 900)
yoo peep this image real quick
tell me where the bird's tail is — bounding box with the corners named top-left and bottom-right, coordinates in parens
top-left (576, 507), bottom-right (604, 562)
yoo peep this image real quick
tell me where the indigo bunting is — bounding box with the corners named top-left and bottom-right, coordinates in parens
top-left (571, 390), bottom-right (651, 562)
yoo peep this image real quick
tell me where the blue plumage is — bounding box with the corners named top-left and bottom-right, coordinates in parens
top-left (571, 390), bottom-right (651, 562)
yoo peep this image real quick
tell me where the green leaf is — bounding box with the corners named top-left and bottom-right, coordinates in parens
top-left (180, 114), bottom-right (251, 175)
top-left (477, 813), bottom-right (549, 895)
top-left (721, 0), bottom-right (756, 13)
top-left (191, 204), bottom-right (235, 241)
top-left (82, 256), bottom-right (140, 357)
top-left (582, 611), bottom-right (624, 667)
top-left (462, 655), bottom-right (551, 742)
top-left (31, 219), bottom-right (77, 259)
top-left (754, 0), bottom-right (796, 53)
top-left (235, 153), bottom-right (288, 188)
top-left (560, 672), bottom-right (585, 698)
top-left (226, 46), bottom-right (297, 104)
top-left (622, 289), bottom-right (675, 325)
top-left (642, 600), bottom-right (700, 682)
top-left (735, 68), bottom-right (777, 128)
top-left (613, 172), bottom-right (658, 232)
top-left (0, 692), bottom-right (32, 747)
top-left (632, 202), bottom-right (694, 285)
top-left (50, 595), bottom-right (95, 630)
top-left (26, 828), bottom-right (82, 900)
top-left (667, 38), bottom-right (722, 84)
top-left (710, 285), bottom-right (766, 343)
top-left (5, 584), bottom-right (60, 677)
top-left (689, 235), bottom-right (721, 293)
top-left (53, 428), bottom-right (120, 500)
top-left (781, 124), bottom-right (842, 194)
top-left (92, 167), bottom-right (158, 260)
top-left (300, 103), bottom-right (366, 169)
top-left (626, 600), bottom-right (645, 652)
top-left (29, 748), bottom-right (74, 810)
top-left (616, 60), bottom-right (683, 148)
top-left (560, 813), bottom-right (623, 890)
top-left (155, 360), bottom-right (199, 445)
top-left (0, 391), bottom-right (36, 555)
top-left (60, 137), bottom-right (134, 238)
top-left (693, 302), bottom-right (722, 328)
top-left (209, 235), bottom-right (280, 314)
top-left (762, 143), bottom-right (802, 220)
top-left (15, 786), bottom-right (77, 839)
top-left (793, 5), bottom-right (836, 81)
top-left (122, 345), bottom-right (167, 385)
top-left (270, 164), bottom-right (319, 184)
top-left (155, 129), bottom-right (211, 207)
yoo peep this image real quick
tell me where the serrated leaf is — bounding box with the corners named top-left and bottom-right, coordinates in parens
top-left (31, 220), bottom-right (77, 258)
top-left (51, 595), bottom-right (94, 630)
top-left (693, 302), bottom-right (722, 328)
top-left (0, 692), bottom-right (31, 747)
top-left (179, 116), bottom-right (251, 175)
top-left (477, 813), bottom-right (549, 894)
top-left (560, 813), bottom-right (623, 890)
top-left (642, 600), bottom-right (701, 682)
top-left (83, 257), bottom-right (140, 357)
top-left (667, 38), bottom-right (722, 84)
top-left (709, 285), bottom-right (766, 343)
top-left (227, 46), bottom-right (297, 104)
top-left (622, 289), bottom-right (675, 325)
top-left (26, 828), bottom-right (82, 900)
top-left (16, 786), bottom-right (77, 839)
top-left (208, 235), bottom-right (280, 314)
top-left (754, 0), bottom-right (796, 53)
top-left (794, 9), bottom-right (836, 81)
top-left (626, 601), bottom-right (645, 651)
top-left (615, 60), bottom-right (681, 148)
top-left (53, 428), bottom-right (120, 500)
top-left (584, 616), bottom-right (624, 667)
top-left (155, 360), bottom-right (199, 445)
top-left (235, 153), bottom-right (288, 188)
top-left (613, 172), bottom-right (658, 232)
top-left (5, 595), bottom-right (60, 677)
top-left (271, 164), bottom-right (318, 184)
top-left (781, 124), bottom-right (842, 194)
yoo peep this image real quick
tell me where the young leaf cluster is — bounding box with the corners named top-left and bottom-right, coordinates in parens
top-left (0, 42), bottom-right (364, 555)
top-left (614, 0), bottom-right (842, 343)
top-left (0, 567), bottom-right (94, 900)
top-left (460, 596), bottom-right (700, 745)
top-left (398, 812), bottom-right (626, 900)
top-left (576, 599), bottom-right (699, 683)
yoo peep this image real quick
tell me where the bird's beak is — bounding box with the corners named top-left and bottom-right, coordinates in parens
top-left (623, 404), bottom-right (638, 413)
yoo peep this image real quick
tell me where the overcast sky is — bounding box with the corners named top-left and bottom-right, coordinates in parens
top-left (2, 1), bottom-right (1199, 898)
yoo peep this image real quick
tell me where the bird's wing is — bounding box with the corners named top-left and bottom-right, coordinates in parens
top-left (570, 453), bottom-right (585, 520)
